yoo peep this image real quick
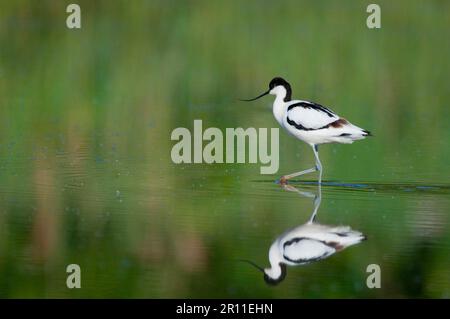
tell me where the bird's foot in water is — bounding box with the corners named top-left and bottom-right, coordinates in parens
top-left (276, 176), bottom-right (289, 185)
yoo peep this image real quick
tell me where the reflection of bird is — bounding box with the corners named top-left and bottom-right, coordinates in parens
top-left (261, 223), bottom-right (366, 285)
top-left (241, 184), bottom-right (366, 285)
top-left (241, 77), bottom-right (371, 184)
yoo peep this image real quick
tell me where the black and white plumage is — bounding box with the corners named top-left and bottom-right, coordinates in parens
top-left (241, 77), bottom-right (371, 183)
top-left (262, 223), bottom-right (365, 285)
top-left (284, 100), bottom-right (369, 144)
top-left (240, 184), bottom-right (366, 285)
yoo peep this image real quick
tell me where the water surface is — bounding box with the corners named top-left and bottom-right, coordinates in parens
top-left (0, 0), bottom-right (449, 298)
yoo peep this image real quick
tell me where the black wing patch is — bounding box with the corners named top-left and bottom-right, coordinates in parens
top-left (286, 117), bottom-right (318, 131)
top-left (287, 101), bottom-right (336, 118)
top-left (282, 237), bottom-right (336, 264)
top-left (286, 101), bottom-right (342, 131)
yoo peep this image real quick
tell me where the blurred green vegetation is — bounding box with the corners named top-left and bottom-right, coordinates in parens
top-left (0, 0), bottom-right (449, 298)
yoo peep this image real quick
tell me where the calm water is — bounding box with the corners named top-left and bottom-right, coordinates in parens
top-left (0, 135), bottom-right (449, 298)
top-left (0, 1), bottom-right (449, 298)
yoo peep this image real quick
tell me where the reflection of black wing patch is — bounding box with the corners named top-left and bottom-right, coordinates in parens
top-left (332, 231), bottom-right (351, 237)
top-left (283, 237), bottom-right (337, 264)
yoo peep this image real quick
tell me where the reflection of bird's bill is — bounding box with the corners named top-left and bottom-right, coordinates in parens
top-left (237, 259), bottom-right (264, 272)
top-left (237, 259), bottom-right (287, 286)
top-left (239, 90), bottom-right (269, 102)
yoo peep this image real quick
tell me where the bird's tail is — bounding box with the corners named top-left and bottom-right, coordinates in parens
top-left (341, 123), bottom-right (372, 141)
top-left (330, 226), bottom-right (367, 247)
top-left (362, 129), bottom-right (372, 137)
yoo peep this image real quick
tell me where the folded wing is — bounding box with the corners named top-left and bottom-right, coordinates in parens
top-left (283, 237), bottom-right (336, 264)
top-left (286, 101), bottom-right (340, 131)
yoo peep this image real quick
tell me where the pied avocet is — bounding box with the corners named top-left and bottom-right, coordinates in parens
top-left (241, 77), bottom-right (371, 184)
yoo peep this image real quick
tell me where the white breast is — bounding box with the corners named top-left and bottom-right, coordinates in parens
top-left (272, 98), bottom-right (287, 127)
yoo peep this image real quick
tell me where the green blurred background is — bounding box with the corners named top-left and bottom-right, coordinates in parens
top-left (0, 0), bottom-right (449, 298)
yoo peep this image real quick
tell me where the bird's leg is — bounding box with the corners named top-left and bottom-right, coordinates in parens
top-left (278, 144), bottom-right (322, 185)
top-left (281, 184), bottom-right (315, 198)
top-left (308, 183), bottom-right (322, 223)
top-left (280, 179), bottom-right (322, 224)
top-left (278, 167), bottom-right (317, 184)
top-left (312, 144), bottom-right (323, 184)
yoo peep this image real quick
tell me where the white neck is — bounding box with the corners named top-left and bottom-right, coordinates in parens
top-left (264, 242), bottom-right (284, 279)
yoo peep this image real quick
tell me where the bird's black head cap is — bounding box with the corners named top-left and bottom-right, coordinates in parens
top-left (239, 77), bottom-right (292, 102)
top-left (269, 77), bottom-right (292, 102)
top-left (263, 263), bottom-right (287, 286)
